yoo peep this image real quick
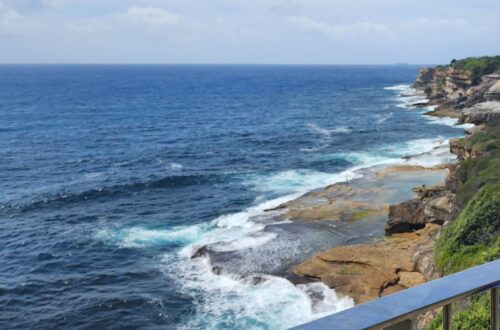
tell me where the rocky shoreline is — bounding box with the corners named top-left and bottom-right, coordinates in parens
top-left (288, 61), bottom-right (500, 311)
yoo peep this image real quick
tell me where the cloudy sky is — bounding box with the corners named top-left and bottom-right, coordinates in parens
top-left (0, 0), bottom-right (499, 64)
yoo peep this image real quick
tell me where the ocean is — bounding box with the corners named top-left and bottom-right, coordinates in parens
top-left (0, 65), bottom-right (468, 329)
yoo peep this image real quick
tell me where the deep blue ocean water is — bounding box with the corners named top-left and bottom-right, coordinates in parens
top-left (0, 65), bottom-right (466, 329)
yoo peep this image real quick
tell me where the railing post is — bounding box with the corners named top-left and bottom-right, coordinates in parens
top-left (492, 287), bottom-right (499, 330)
top-left (443, 304), bottom-right (452, 330)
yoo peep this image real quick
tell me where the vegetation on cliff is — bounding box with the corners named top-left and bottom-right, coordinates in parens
top-left (453, 121), bottom-right (500, 207)
top-left (429, 121), bottom-right (500, 330)
top-left (435, 183), bottom-right (500, 273)
top-left (454, 124), bottom-right (500, 156)
top-left (450, 56), bottom-right (500, 84)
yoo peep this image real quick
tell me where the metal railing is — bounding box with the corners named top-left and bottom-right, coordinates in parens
top-left (291, 259), bottom-right (500, 330)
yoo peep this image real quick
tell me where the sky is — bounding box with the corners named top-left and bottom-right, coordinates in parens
top-left (0, 0), bottom-right (499, 64)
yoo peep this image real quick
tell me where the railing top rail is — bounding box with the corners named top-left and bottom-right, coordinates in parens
top-left (291, 259), bottom-right (500, 330)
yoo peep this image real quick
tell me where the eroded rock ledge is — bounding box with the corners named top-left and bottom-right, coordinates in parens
top-left (292, 224), bottom-right (440, 304)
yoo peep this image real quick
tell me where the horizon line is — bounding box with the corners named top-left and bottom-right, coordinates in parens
top-left (0, 62), bottom-right (439, 66)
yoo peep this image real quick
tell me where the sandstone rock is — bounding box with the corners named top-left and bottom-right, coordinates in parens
top-left (273, 183), bottom-right (390, 222)
top-left (449, 138), bottom-right (483, 160)
top-left (413, 227), bottom-right (441, 281)
top-left (385, 199), bottom-right (426, 234)
top-left (461, 101), bottom-right (500, 125)
top-left (292, 225), bottom-right (440, 304)
top-left (413, 183), bottom-right (446, 199)
top-left (398, 271), bottom-right (426, 288)
top-left (424, 195), bottom-right (452, 224)
top-left (413, 68), bottom-right (435, 90)
top-left (485, 80), bottom-right (500, 101)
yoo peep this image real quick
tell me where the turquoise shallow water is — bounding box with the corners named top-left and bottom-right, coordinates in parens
top-left (0, 65), bottom-right (466, 329)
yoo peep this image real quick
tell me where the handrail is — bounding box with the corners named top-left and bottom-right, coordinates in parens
top-left (291, 259), bottom-right (500, 330)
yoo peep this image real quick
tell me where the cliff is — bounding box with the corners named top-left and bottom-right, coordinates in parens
top-left (292, 56), bottom-right (500, 329)
top-left (414, 56), bottom-right (500, 118)
top-left (410, 57), bottom-right (500, 329)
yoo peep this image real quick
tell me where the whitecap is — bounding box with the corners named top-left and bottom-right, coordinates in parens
top-left (375, 112), bottom-right (393, 124)
top-left (95, 225), bottom-right (206, 248)
top-left (302, 123), bottom-right (352, 152)
top-left (383, 84), bottom-right (412, 91)
top-left (84, 172), bottom-right (102, 180)
top-left (170, 163), bottom-right (183, 170)
top-left (242, 169), bottom-right (362, 195)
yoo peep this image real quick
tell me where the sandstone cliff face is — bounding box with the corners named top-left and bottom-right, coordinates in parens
top-left (449, 138), bottom-right (479, 160)
top-left (413, 67), bottom-right (473, 104)
top-left (415, 67), bottom-right (500, 115)
top-left (485, 79), bottom-right (500, 101)
top-left (460, 101), bottom-right (500, 125)
top-left (386, 183), bottom-right (452, 235)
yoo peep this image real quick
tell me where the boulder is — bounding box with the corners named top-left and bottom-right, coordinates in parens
top-left (385, 199), bottom-right (426, 234)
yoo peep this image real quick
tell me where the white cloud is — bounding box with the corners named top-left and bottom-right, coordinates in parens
top-left (123, 7), bottom-right (184, 27)
top-left (0, 2), bottom-right (39, 35)
top-left (269, 0), bottom-right (302, 16)
top-left (408, 18), bottom-right (467, 29)
top-left (288, 16), bottom-right (389, 39)
top-left (66, 19), bottom-right (107, 34)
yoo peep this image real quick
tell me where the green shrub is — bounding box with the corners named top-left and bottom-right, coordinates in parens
top-left (455, 157), bottom-right (500, 207)
top-left (435, 184), bottom-right (500, 273)
top-left (428, 294), bottom-right (491, 330)
top-left (430, 183), bottom-right (500, 330)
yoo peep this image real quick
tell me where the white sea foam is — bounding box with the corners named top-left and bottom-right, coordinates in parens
top-left (243, 169), bottom-right (355, 195)
top-left (308, 123), bottom-right (351, 136)
top-left (383, 84), bottom-right (412, 91)
top-left (162, 252), bottom-right (353, 330)
top-left (301, 123), bottom-right (351, 152)
top-left (95, 225), bottom-right (207, 248)
top-left (421, 115), bottom-right (477, 131)
top-left (169, 162), bottom-right (183, 170)
top-left (326, 136), bottom-right (455, 169)
top-left (375, 112), bottom-right (393, 124)
top-left (385, 84), bottom-right (429, 109)
top-left (210, 232), bottom-right (278, 252)
top-left (98, 164), bottom-right (358, 328)
top-left (396, 94), bottom-right (428, 109)
top-left (84, 172), bottom-right (103, 180)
